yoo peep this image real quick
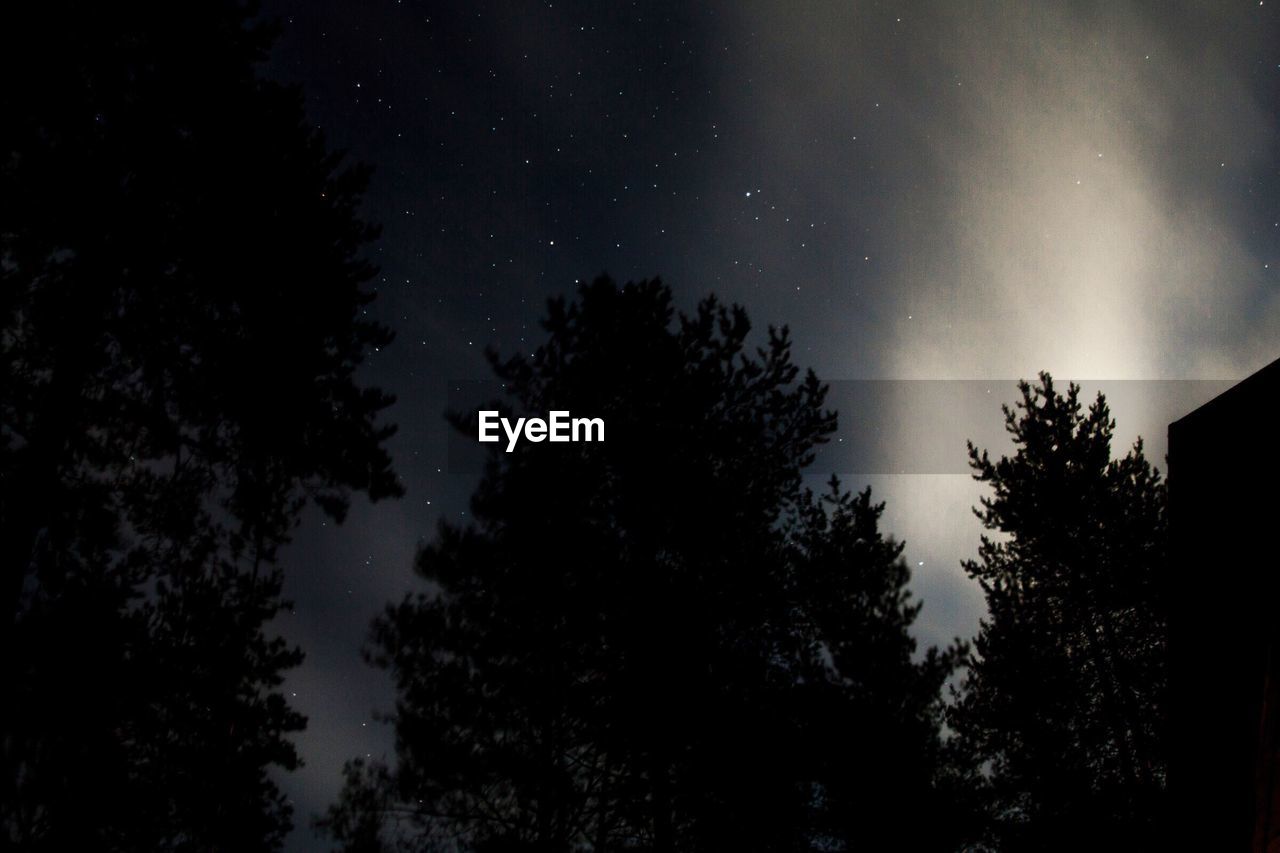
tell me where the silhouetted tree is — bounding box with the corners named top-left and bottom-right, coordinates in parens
top-left (322, 276), bottom-right (960, 852)
top-left (949, 374), bottom-right (1167, 850)
top-left (1, 2), bottom-right (400, 849)
top-left (784, 478), bottom-right (967, 851)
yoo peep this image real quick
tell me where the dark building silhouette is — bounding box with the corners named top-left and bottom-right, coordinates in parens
top-left (1169, 358), bottom-right (1280, 851)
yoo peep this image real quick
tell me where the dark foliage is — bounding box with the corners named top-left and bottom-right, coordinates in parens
top-left (949, 374), bottom-right (1167, 850)
top-left (1, 2), bottom-right (400, 848)
top-left (321, 276), bottom-right (960, 852)
top-left (786, 479), bottom-right (968, 851)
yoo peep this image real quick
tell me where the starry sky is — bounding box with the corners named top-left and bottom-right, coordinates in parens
top-left (258, 1), bottom-right (1279, 848)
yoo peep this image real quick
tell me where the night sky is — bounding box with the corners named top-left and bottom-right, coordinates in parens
top-left (257, 2), bottom-right (1279, 847)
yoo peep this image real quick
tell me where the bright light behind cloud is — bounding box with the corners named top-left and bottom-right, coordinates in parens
top-left (895, 3), bottom-right (1273, 381)
top-left (730, 0), bottom-right (1276, 381)
top-left (726, 0), bottom-right (1277, 652)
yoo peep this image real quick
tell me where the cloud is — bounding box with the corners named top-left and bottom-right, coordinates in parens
top-left (724, 0), bottom-right (1277, 380)
top-left (717, 0), bottom-right (1277, 649)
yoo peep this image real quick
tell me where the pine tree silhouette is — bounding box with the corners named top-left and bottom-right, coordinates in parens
top-left (949, 374), bottom-right (1167, 851)
top-left (322, 276), bottom-right (960, 852)
top-left (1, 3), bottom-right (401, 848)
